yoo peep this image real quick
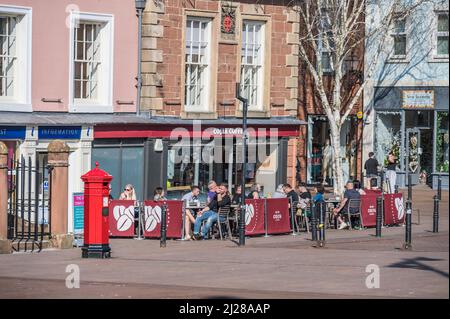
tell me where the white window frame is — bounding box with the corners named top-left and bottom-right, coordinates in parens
top-left (240, 20), bottom-right (265, 111)
top-left (0, 5), bottom-right (32, 112)
top-left (184, 16), bottom-right (212, 113)
top-left (68, 12), bottom-right (114, 113)
top-left (435, 11), bottom-right (449, 59)
top-left (390, 16), bottom-right (408, 60)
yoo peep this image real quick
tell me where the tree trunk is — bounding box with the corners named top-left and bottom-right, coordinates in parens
top-left (329, 122), bottom-right (344, 196)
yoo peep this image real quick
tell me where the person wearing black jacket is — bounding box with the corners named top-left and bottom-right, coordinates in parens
top-left (193, 183), bottom-right (231, 240)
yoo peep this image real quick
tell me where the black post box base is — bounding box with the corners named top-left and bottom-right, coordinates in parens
top-left (82, 244), bottom-right (111, 259)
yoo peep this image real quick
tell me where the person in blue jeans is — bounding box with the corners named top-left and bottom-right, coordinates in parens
top-left (193, 183), bottom-right (231, 240)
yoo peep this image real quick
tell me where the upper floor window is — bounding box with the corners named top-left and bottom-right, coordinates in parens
top-left (0, 16), bottom-right (16, 97)
top-left (392, 17), bottom-right (407, 57)
top-left (436, 12), bottom-right (449, 57)
top-left (240, 20), bottom-right (265, 110)
top-left (69, 13), bottom-right (113, 113)
top-left (74, 22), bottom-right (101, 100)
top-left (184, 17), bottom-right (211, 112)
top-left (0, 6), bottom-right (32, 112)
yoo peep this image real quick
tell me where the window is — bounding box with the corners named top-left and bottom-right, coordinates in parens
top-left (436, 12), bottom-right (449, 57)
top-left (0, 16), bottom-right (16, 97)
top-left (184, 17), bottom-right (211, 112)
top-left (240, 21), bottom-right (265, 110)
top-left (436, 112), bottom-right (449, 173)
top-left (74, 23), bottom-right (101, 100)
top-left (392, 17), bottom-right (407, 57)
top-left (0, 6), bottom-right (31, 112)
top-left (69, 13), bottom-right (113, 113)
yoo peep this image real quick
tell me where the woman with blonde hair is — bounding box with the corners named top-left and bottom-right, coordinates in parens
top-left (119, 184), bottom-right (137, 200)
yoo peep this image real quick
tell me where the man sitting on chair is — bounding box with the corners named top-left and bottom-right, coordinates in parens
top-left (193, 183), bottom-right (231, 240)
top-left (332, 181), bottom-right (361, 230)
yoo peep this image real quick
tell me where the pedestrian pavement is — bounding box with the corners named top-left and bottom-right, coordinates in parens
top-left (0, 187), bottom-right (448, 299)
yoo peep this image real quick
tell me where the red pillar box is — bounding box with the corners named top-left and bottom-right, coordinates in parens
top-left (80, 162), bottom-right (113, 258)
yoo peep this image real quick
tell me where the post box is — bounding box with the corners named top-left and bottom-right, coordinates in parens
top-left (80, 162), bottom-right (113, 258)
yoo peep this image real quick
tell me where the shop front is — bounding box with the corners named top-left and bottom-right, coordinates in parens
top-left (306, 115), bottom-right (361, 186)
top-left (93, 119), bottom-right (302, 200)
top-left (373, 86), bottom-right (449, 189)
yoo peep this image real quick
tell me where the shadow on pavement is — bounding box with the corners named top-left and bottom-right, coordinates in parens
top-left (387, 257), bottom-right (449, 278)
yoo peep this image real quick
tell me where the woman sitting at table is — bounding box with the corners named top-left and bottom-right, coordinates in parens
top-left (153, 187), bottom-right (167, 201)
top-left (181, 185), bottom-right (200, 240)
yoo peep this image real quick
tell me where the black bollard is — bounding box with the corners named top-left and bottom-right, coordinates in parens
top-left (376, 197), bottom-right (382, 237)
top-left (317, 202), bottom-right (326, 247)
top-left (160, 204), bottom-right (167, 248)
top-left (310, 201), bottom-right (317, 242)
top-left (403, 200), bottom-right (412, 250)
top-left (437, 175), bottom-right (442, 201)
top-left (407, 173), bottom-right (412, 202)
top-left (433, 195), bottom-right (440, 233)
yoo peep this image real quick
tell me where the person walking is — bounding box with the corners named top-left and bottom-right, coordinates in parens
top-left (364, 152), bottom-right (379, 189)
top-left (385, 152), bottom-right (398, 194)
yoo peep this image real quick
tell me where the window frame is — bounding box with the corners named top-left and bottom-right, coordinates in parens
top-left (183, 16), bottom-right (212, 113)
top-left (390, 15), bottom-right (408, 60)
top-left (0, 5), bottom-right (32, 112)
top-left (240, 19), bottom-right (265, 111)
top-left (68, 12), bottom-right (114, 113)
top-left (435, 11), bottom-right (449, 59)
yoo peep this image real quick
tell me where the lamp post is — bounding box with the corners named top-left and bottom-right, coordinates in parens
top-left (236, 83), bottom-right (248, 247)
top-left (135, 0), bottom-right (146, 117)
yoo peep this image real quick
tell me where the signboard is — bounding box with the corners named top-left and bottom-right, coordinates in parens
top-left (383, 193), bottom-right (405, 226)
top-left (109, 200), bottom-right (136, 237)
top-left (73, 193), bottom-right (84, 234)
top-left (73, 193), bottom-right (84, 247)
top-left (38, 126), bottom-right (82, 139)
top-left (0, 126), bottom-right (26, 139)
top-left (265, 198), bottom-right (291, 234)
top-left (402, 90), bottom-right (434, 109)
top-left (143, 200), bottom-right (183, 239)
top-left (360, 193), bottom-right (379, 227)
top-left (244, 199), bottom-right (266, 236)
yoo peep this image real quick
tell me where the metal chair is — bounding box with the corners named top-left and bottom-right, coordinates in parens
top-left (289, 199), bottom-right (301, 234)
top-left (216, 205), bottom-right (232, 240)
top-left (345, 199), bottom-right (361, 230)
top-left (296, 200), bottom-right (311, 233)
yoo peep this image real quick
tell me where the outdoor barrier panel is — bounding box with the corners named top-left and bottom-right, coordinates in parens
top-left (265, 198), bottom-right (291, 234)
top-left (244, 199), bottom-right (266, 236)
top-left (143, 200), bottom-right (183, 239)
top-left (383, 193), bottom-right (405, 226)
top-left (360, 194), bottom-right (378, 228)
top-left (109, 200), bottom-right (136, 237)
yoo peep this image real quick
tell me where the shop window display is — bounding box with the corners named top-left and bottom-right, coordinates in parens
top-left (375, 112), bottom-right (401, 167)
top-left (436, 112), bottom-right (449, 173)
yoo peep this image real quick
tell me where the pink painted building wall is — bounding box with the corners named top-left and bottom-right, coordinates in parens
top-left (0, 0), bottom-right (138, 113)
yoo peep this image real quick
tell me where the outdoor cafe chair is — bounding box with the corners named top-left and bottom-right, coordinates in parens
top-left (296, 201), bottom-right (311, 233)
top-left (216, 205), bottom-right (232, 240)
top-left (289, 199), bottom-right (301, 234)
top-left (345, 199), bottom-right (362, 230)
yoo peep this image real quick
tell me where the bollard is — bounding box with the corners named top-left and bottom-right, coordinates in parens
top-left (433, 195), bottom-right (439, 233)
top-left (317, 202), bottom-right (326, 247)
top-left (376, 197), bottom-right (382, 237)
top-left (437, 175), bottom-right (442, 201)
top-left (310, 201), bottom-right (317, 242)
top-left (239, 204), bottom-right (246, 246)
top-left (403, 200), bottom-right (412, 250)
top-left (407, 173), bottom-right (412, 202)
top-left (160, 204), bottom-right (167, 248)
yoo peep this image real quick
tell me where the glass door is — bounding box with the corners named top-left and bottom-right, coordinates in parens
top-left (406, 128), bottom-right (421, 185)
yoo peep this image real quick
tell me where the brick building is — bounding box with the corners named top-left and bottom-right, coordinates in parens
top-left (93, 0), bottom-right (305, 199)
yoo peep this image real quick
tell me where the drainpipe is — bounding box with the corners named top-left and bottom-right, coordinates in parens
top-left (135, 0), bottom-right (147, 117)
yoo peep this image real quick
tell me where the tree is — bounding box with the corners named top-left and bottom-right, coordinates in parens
top-left (290, 0), bottom-right (427, 194)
